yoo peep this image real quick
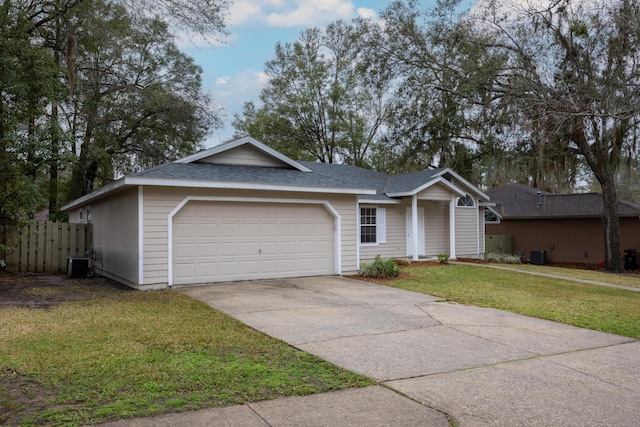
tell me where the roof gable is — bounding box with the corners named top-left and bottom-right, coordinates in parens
top-left (175, 136), bottom-right (312, 172)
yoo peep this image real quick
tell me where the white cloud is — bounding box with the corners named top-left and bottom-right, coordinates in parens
top-left (215, 76), bottom-right (232, 85)
top-left (205, 69), bottom-right (271, 146)
top-left (230, 0), bottom-right (359, 28)
top-left (356, 7), bottom-right (377, 20)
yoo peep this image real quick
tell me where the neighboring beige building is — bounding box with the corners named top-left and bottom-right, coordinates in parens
top-left (63, 137), bottom-right (491, 289)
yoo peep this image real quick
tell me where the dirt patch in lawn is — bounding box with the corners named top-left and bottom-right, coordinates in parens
top-left (0, 271), bottom-right (132, 309)
top-left (0, 272), bottom-right (134, 425)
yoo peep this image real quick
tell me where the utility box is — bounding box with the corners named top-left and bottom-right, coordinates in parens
top-left (530, 250), bottom-right (546, 265)
top-left (624, 249), bottom-right (638, 270)
top-left (67, 257), bottom-right (90, 278)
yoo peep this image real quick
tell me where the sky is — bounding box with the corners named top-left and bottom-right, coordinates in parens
top-left (180, 0), bottom-right (442, 148)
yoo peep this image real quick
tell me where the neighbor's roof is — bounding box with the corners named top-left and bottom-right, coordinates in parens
top-left (486, 183), bottom-right (640, 219)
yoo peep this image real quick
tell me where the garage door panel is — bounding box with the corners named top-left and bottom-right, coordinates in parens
top-left (198, 243), bottom-right (219, 257)
top-left (175, 242), bottom-right (196, 258)
top-left (173, 201), bottom-right (334, 285)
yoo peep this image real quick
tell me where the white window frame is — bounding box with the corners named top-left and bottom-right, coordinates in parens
top-left (484, 208), bottom-right (500, 224)
top-left (457, 194), bottom-right (475, 208)
top-left (359, 206), bottom-right (386, 246)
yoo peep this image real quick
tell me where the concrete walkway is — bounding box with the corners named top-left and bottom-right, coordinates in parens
top-left (102, 276), bottom-right (639, 427)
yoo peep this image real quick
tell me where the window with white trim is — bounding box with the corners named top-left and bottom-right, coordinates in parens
top-left (359, 207), bottom-right (386, 244)
top-left (484, 208), bottom-right (500, 224)
top-left (457, 194), bottom-right (475, 207)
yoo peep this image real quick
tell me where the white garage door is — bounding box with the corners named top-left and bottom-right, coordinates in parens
top-left (173, 201), bottom-right (334, 285)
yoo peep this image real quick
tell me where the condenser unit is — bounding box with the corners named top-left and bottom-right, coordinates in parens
top-left (530, 250), bottom-right (546, 265)
top-left (66, 257), bottom-right (90, 278)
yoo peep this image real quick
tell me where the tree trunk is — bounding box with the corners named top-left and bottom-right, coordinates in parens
top-left (48, 102), bottom-right (60, 220)
top-left (571, 124), bottom-right (625, 273)
top-left (600, 177), bottom-right (624, 272)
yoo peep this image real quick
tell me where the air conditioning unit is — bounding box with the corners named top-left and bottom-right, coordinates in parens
top-left (530, 250), bottom-right (546, 265)
top-left (624, 249), bottom-right (638, 270)
top-left (67, 257), bottom-right (90, 278)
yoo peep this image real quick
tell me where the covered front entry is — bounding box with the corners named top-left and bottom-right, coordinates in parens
top-left (172, 200), bottom-right (335, 285)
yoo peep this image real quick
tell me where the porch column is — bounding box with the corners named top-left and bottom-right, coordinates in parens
top-left (412, 194), bottom-right (419, 260)
top-left (449, 194), bottom-right (457, 260)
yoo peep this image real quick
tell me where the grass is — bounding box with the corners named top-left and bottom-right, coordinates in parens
top-left (381, 264), bottom-right (640, 339)
top-left (0, 288), bottom-right (373, 426)
top-left (486, 263), bottom-right (640, 289)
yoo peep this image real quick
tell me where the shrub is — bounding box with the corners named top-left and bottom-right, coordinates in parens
top-left (395, 258), bottom-right (411, 266)
top-left (437, 254), bottom-right (450, 264)
top-left (359, 255), bottom-right (400, 278)
top-left (485, 252), bottom-right (522, 264)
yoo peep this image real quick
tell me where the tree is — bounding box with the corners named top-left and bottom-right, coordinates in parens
top-left (10, 0), bottom-right (228, 217)
top-left (0, 0), bottom-right (63, 248)
top-left (62, 0), bottom-right (217, 200)
top-left (366, 0), bottom-right (505, 179)
top-left (473, 0), bottom-right (640, 271)
top-left (233, 20), bottom-right (392, 166)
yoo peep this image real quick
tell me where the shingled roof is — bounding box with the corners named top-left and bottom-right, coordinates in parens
top-left (131, 162), bottom-right (370, 192)
top-left (298, 161), bottom-right (392, 200)
top-left (486, 183), bottom-right (640, 219)
top-left (62, 137), bottom-right (489, 211)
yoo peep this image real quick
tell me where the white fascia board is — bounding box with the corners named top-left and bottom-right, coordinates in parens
top-left (485, 205), bottom-right (502, 219)
top-left (174, 136), bottom-right (313, 172)
top-left (61, 176), bottom-right (376, 211)
top-left (60, 177), bottom-right (128, 211)
top-left (435, 168), bottom-right (490, 201)
top-left (127, 177), bottom-right (376, 195)
top-left (358, 198), bottom-right (401, 205)
top-left (386, 176), bottom-right (466, 198)
top-left (479, 202), bottom-right (497, 207)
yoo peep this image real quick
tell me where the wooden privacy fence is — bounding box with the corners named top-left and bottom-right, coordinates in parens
top-left (485, 234), bottom-right (512, 255)
top-left (2, 221), bottom-right (93, 274)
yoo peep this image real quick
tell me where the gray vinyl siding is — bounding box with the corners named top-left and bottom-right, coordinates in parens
top-left (198, 144), bottom-right (285, 167)
top-left (425, 201), bottom-right (450, 256)
top-left (142, 187), bottom-right (359, 285)
top-left (359, 206), bottom-right (407, 260)
top-left (455, 204), bottom-right (479, 256)
top-left (478, 209), bottom-right (485, 256)
top-left (360, 200), bottom-right (452, 261)
top-left (417, 183), bottom-right (452, 201)
top-left (91, 187), bottom-right (139, 286)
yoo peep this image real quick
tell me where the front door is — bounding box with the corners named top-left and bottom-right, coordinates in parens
top-left (406, 207), bottom-right (425, 257)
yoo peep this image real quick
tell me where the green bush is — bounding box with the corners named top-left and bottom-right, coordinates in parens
top-left (359, 255), bottom-right (400, 278)
top-left (485, 252), bottom-right (522, 264)
top-left (437, 254), bottom-right (450, 264)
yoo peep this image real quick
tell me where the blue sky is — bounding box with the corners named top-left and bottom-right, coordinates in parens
top-left (180, 1), bottom-right (442, 147)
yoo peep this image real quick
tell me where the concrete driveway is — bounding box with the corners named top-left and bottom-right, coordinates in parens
top-left (179, 276), bottom-right (640, 426)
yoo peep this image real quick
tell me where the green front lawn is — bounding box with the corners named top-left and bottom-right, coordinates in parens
top-left (0, 286), bottom-right (372, 426)
top-left (485, 263), bottom-right (640, 289)
top-left (382, 263), bottom-right (640, 339)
